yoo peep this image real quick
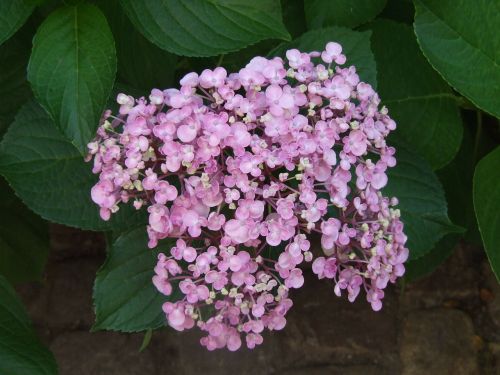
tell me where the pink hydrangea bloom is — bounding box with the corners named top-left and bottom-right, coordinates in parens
top-left (87, 41), bottom-right (409, 351)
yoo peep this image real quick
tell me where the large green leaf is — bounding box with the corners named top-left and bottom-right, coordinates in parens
top-left (305, 0), bottom-right (386, 29)
top-left (0, 101), bottom-right (146, 231)
top-left (437, 124), bottom-right (481, 245)
top-left (404, 234), bottom-right (458, 282)
top-left (97, 0), bottom-right (178, 91)
top-left (473, 146), bottom-right (500, 281)
top-left (27, 3), bottom-right (117, 153)
top-left (384, 145), bottom-right (462, 260)
top-left (282, 0), bottom-right (307, 38)
top-left (0, 274), bottom-right (57, 375)
top-left (269, 27), bottom-right (377, 88)
top-left (370, 20), bottom-right (462, 169)
top-left (379, 0), bottom-right (414, 24)
top-left (0, 0), bottom-right (35, 46)
top-left (0, 37), bottom-right (31, 138)
top-left (0, 178), bottom-right (49, 284)
top-left (414, 0), bottom-right (500, 118)
top-left (120, 0), bottom-right (291, 57)
top-left (93, 227), bottom-right (178, 332)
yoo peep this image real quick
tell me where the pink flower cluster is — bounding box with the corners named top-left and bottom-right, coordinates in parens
top-left (87, 42), bottom-right (409, 351)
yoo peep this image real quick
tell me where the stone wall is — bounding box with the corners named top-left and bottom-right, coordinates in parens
top-left (16, 225), bottom-right (500, 374)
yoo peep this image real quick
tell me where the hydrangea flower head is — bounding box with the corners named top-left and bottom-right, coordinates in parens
top-left (87, 41), bottom-right (409, 351)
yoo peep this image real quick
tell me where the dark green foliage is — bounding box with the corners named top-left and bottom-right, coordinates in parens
top-left (0, 1), bottom-right (497, 370)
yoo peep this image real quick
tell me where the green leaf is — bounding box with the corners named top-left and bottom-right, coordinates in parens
top-left (379, 0), bottom-right (414, 24)
top-left (27, 3), bottom-right (117, 153)
top-left (93, 227), bottom-right (179, 332)
top-left (370, 19), bottom-right (463, 169)
top-left (384, 145), bottom-right (462, 260)
top-left (269, 26), bottom-right (377, 88)
top-left (139, 328), bottom-right (153, 352)
top-left (473, 146), bottom-right (500, 281)
top-left (0, 274), bottom-right (57, 375)
top-left (437, 124), bottom-right (481, 245)
top-left (305, 0), bottom-right (386, 29)
top-left (0, 178), bottom-right (49, 284)
top-left (404, 234), bottom-right (458, 282)
top-left (281, 0), bottom-right (307, 38)
top-left (0, 0), bottom-right (35, 46)
top-left (0, 101), bottom-right (146, 231)
top-left (414, 0), bottom-right (500, 118)
top-left (120, 0), bottom-right (291, 57)
top-left (97, 0), bottom-right (178, 91)
top-left (0, 36), bottom-right (31, 138)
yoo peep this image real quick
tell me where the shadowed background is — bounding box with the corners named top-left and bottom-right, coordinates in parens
top-left (16, 225), bottom-right (500, 375)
